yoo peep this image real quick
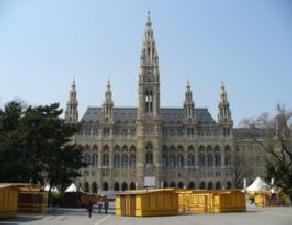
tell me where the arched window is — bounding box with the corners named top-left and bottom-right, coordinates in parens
top-left (145, 90), bottom-right (153, 112)
top-left (114, 154), bottom-right (120, 168)
top-left (199, 154), bottom-right (205, 167)
top-left (177, 154), bottom-right (184, 168)
top-left (227, 181), bottom-right (232, 190)
top-left (114, 182), bottom-right (120, 191)
top-left (92, 154), bottom-right (98, 167)
top-left (169, 155), bottom-right (176, 168)
top-left (162, 182), bottom-right (168, 188)
top-left (130, 145), bottom-right (136, 152)
top-left (199, 182), bottom-right (206, 190)
top-left (103, 154), bottom-right (109, 166)
top-left (84, 153), bottom-right (91, 165)
top-left (208, 182), bottom-right (213, 190)
top-left (114, 145), bottom-right (120, 152)
top-left (129, 182), bottom-right (136, 190)
top-left (121, 182), bottom-right (128, 191)
top-left (103, 145), bottom-right (109, 152)
top-left (121, 154), bottom-right (128, 168)
top-left (162, 155), bottom-right (168, 168)
top-left (145, 142), bottom-right (153, 164)
top-left (178, 182), bottom-right (184, 189)
top-left (103, 182), bottom-right (108, 191)
top-left (92, 182), bottom-right (98, 193)
top-left (122, 145), bottom-right (128, 152)
top-left (188, 154), bottom-right (195, 166)
top-left (216, 182), bottom-right (221, 190)
top-left (93, 145), bottom-right (98, 152)
top-left (207, 154), bottom-right (213, 167)
top-left (188, 182), bottom-right (195, 189)
top-left (215, 154), bottom-right (221, 167)
top-left (145, 151), bottom-right (153, 164)
top-left (129, 154), bottom-right (136, 168)
top-left (85, 182), bottom-right (89, 192)
top-left (225, 146), bottom-right (232, 166)
top-left (170, 182), bottom-right (176, 188)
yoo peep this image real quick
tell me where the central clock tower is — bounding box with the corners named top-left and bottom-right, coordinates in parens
top-left (136, 12), bottom-right (162, 189)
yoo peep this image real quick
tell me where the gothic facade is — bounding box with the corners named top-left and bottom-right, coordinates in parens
top-left (65, 13), bottom-right (266, 193)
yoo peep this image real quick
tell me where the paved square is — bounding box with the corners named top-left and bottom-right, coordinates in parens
top-left (1, 207), bottom-right (292, 225)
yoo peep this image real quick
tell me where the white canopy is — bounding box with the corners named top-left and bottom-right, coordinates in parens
top-left (65, 183), bottom-right (77, 192)
top-left (246, 177), bottom-right (268, 192)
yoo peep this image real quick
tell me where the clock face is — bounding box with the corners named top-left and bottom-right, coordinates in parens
top-left (145, 68), bottom-right (154, 82)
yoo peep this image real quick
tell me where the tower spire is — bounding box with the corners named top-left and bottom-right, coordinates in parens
top-left (103, 78), bottom-right (114, 121)
top-left (218, 82), bottom-right (233, 136)
top-left (65, 79), bottom-right (78, 123)
top-left (184, 81), bottom-right (195, 123)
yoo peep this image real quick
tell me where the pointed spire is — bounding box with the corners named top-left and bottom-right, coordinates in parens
top-left (220, 82), bottom-right (228, 103)
top-left (146, 10), bottom-right (152, 26)
top-left (103, 78), bottom-right (114, 121)
top-left (65, 79), bottom-right (78, 123)
top-left (184, 81), bottom-right (195, 123)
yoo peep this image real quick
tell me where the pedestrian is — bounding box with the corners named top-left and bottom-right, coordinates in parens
top-left (104, 199), bottom-right (109, 214)
top-left (98, 200), bottom-right (103, 213)
top-left (87, 201), bottom-right (93, 218)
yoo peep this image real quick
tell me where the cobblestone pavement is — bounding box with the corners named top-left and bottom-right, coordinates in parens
top-left (1, 207), bottom-right (292, 225)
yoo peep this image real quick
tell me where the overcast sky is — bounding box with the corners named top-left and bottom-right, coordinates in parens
top-left (0, 0), bottom-right (291, 127)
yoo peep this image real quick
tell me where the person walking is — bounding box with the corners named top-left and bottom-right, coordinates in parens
top-left (104, 199), bottom-right (109, 214)
top-left (98, 200), bottom-right (103, 213)
top-left (87, 201), bottom-right (93, 218)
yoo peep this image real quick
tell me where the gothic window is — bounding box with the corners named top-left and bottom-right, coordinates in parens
top-left (103, 145), bottom-right (109, 152)
top-left (177, 145), bottom-right (184, 151)
top-left (216, 182), bottom-right (221, 190)
top-left (145, 90), bottom-right (153, 113)
top-left (145, 142), bottom-right (153, 164)
top-left (114, 154), bottom-right (120, 168)
top-left (145, 151), bottom-right (153, 164)
top-left (92, 182), bottom-right (98, 193)
top-left (130, 145), bottom-right (136, 152)
top-left (188, 182), bottom-right (195, 189)
top-left (121, 154), bottom-right (128, 168)
top-left (215, 154), bottom-right (221, 167)
top-left (84, 153), bottom-right (91, 165)
top-left (114, 145), bottom-right (120, 152)
top-left (103, 154), bottom-right (109, 166)
top-left (169, 155), bottom-right (176, 168)
top-left (227, 181), bottom-right (232, 190)
top-left (92, 154), bottom-right (98, 167)
top-left (84, 182), bottom-right (89, 192)
top-left (103, 182), bottom-right (108, 191)
top-left (199, 182), bottom-right (206, 190)
top-left (121, 182), bottom-right (128, 191)
top-left (187, 154), bottom-right (195, 167)
top-left (208, 182), bottom-right (213, 190)
top-left (129, 182), bottom-right (136, 190)
top-left (207, 154), bottom-right (213, 167)
top-left (162, 155), bottom-right (168, 168)
top-left (129, 154), bottom-right (136, 168)
top-left (178, 182), bottom-right (184, 189)
top-left (114, 182), bottom-right (120, 191)
top-left (224, 145), bottom-right (232, 166)
top-left (122, 145), bottom-right (128, 152)
top-left (177, 154), bottom-right (184, 168)
top-left (199, 154), bottom-right (205, 167)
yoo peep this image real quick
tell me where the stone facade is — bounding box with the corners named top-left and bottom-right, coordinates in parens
top-left (65, 13), bottom-right (266, 193)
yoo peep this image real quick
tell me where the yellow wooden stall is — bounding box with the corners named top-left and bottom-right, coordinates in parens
top-left (116, 189), bottom-right (178, 217)
top-left (0, 184), bottom-right (19, 219)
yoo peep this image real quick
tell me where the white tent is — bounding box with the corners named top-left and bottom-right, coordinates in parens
top-left (246, 177), bottom-right (268, 192)
top-left (65, 183), bottom-right (77, 192)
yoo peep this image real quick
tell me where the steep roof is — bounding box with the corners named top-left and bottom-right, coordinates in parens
top-left (82, 107), bottom-right (215, 124)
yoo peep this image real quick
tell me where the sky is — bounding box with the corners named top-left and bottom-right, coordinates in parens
top-left (0, 0), bottom-right (291, 127)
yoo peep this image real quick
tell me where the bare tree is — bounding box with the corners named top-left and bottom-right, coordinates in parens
top-left (242, 105), bottom-right (292, 194)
